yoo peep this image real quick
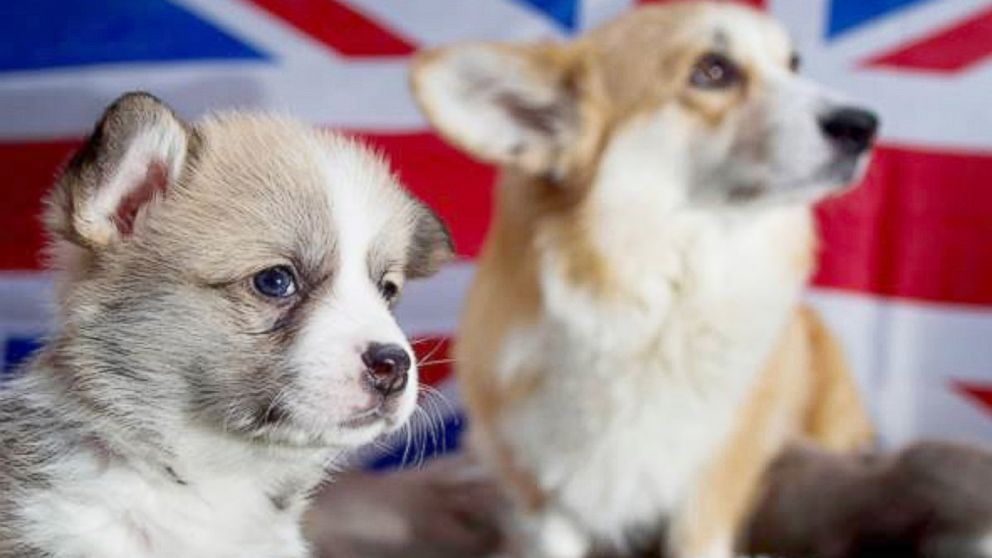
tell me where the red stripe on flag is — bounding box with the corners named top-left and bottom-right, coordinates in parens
top-left (0, 140), bottom-right (78, 270)
top-left (411, 335), bottom-right (454, 387)
top-left (953, 381), bottom-right (992, 416)
top-left (247, 0), bottom-right (416, 57)
top-left (862, 5), bottom-right (992, 73)
top-left (4, 137), bottom-right (992, 308)
top-left (0, 132), bottom-right (493, 268)
top-left (814, 145), bottom-right (992, 306)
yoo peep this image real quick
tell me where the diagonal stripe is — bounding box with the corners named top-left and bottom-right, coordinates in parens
top-left (3, 337), bottom-right (42, 374)
top-left (862, 5), bottom-right (992, 73)
top-left (247, 0), bottom-right (416, 57)
top-left (513, 0), bottom-right (579, 31)
top-left (0, 0), bottom-right (265, 72)
top-left (826, 0), bottom-right (932, 38)
top-left (954, 381), bottom-right (992, 415)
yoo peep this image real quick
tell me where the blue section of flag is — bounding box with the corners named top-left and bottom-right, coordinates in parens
top-left (369, 413), bottom-right (466, 471)
top-left (0, 0), bottom-right (266, 72)
top-left (827, 0), bottom-right (933, 38)
top-left (3, 336), bottom-right (42, 376)
top-left (514, 0), bottom-right (579, 31)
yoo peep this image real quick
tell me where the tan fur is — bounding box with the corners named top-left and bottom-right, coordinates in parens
top-left (801, 307), bottom-right (875, 450)
top-left (674, 307), bottom-right (873, 555)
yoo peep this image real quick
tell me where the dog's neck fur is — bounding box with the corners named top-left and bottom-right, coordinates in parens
top-left (485, 129), bottom-right (816, 340)
top-left (463, 148), bottom-right (816, 544)
top-left (1, 340), bottom-right (335, 558)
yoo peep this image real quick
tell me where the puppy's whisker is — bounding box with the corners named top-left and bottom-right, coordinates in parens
top-left (416, 358), bottom-right (458, 368)
top-left (423, 386), bottom-right (458, 419)
top-left (400, 418), bottom-right (414, 469)
top-left (417, 338), bottom-right (448, 368)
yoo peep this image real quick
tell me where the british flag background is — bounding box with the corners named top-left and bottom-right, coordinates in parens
top-left (1, 0), bottom-right (990, 467)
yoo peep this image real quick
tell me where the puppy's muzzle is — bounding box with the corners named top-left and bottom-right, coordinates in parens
top-left (818, 107), bottom-right (879, 155)
top-left (362, 343), bottom-right (411, 398)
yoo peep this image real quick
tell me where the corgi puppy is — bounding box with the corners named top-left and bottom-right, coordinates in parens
top-left (411, 3), bottom-right (874, 557)
top-left (0, 92), bottom-right (452, 557)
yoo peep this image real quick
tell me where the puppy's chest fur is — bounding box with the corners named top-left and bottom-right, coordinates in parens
top-left (14, 423), bottom-right (324, 558)
top-left (495, 206), bottom-right (814, 539)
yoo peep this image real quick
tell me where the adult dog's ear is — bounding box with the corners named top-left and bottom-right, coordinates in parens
top-left (406, 203), bottom-right (454, 279)
top-left (411, 43), bottom-right (598, 180)
top-left (46, 92), bottom-right (190, 248)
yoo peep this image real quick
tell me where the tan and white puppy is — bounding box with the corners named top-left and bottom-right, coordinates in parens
top-left (412, 3), bottom-right (875, 557)
top-left (0, 92), bottom-right (452, 558)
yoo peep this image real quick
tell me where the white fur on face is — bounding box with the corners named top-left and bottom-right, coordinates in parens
top-left (730, 55), bottom-right (865, 203)
top-left (284, 138), bottom-right (418, 448)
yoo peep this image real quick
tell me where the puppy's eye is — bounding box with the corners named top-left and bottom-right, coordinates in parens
top-left (253, 266), bottom-right (298, 298)
top-left (789, 52), bottom-right (801, 73)
top-left (379, 279), bottom-right (400, 303)
top-left (689, 52), bottom-right (742, 89)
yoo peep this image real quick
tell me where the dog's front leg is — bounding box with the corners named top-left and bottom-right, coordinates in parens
top-left (508, 507), bottom-right (591, 558)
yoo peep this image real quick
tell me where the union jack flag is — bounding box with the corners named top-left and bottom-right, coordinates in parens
top-left (1, 0), bottom-right (990, 466)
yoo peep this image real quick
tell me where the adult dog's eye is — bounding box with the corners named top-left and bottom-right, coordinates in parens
top-left (689, 52), bottom-right (742, 89)
top-left (253, 266), bottom-right (298, 298)
top-left (379, 279), bottom-right (400, 303)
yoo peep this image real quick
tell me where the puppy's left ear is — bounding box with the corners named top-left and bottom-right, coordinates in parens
top-left (46, 92), bottom-right (190, 248)
top-left (406, 203), bottom-right (455, 279)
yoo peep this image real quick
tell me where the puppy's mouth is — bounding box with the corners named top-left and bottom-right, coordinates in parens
top-left (338, 399), bottom-right (400, 429)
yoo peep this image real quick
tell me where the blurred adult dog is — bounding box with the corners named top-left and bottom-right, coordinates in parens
top-left (412, 2), bottom-right (876, 557)
top-left (0, 92), bottom-right (452, 557)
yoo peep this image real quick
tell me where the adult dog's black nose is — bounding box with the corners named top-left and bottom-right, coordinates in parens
top-left (819, 107), bottom-right (879, 155)
top-left (362, 343), bottom-right (411, 397)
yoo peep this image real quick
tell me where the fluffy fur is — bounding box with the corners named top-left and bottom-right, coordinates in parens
top-left (745, 440), bottom-right (992, 558)
top-left (0, 92), bottom-right (453, 557)
top-left (411, 3), bottom-right (875, 557)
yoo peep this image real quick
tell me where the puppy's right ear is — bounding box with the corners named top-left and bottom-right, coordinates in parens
top-left (46, 92), bottom-right (190, 248)
top-left (411, 43), bottom-right (597, 179)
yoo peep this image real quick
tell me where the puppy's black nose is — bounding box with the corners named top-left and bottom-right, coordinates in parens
top-left (819, 107), bottom-right (879, 155)
top-left (362, 343), bottom-right (411, 397)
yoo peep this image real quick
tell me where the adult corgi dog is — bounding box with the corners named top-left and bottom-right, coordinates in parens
top-left (0, 92), bottom-right (452, 558)
top-left (411, 3), bottom-right (875, 557)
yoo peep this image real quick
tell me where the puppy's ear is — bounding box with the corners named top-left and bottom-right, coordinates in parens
top-left (46, 92), bottom-right (190, 248)
top-left (411, 43), bottom-right (594, 179)
top-left (406, 203), bottom-right (454, 279)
